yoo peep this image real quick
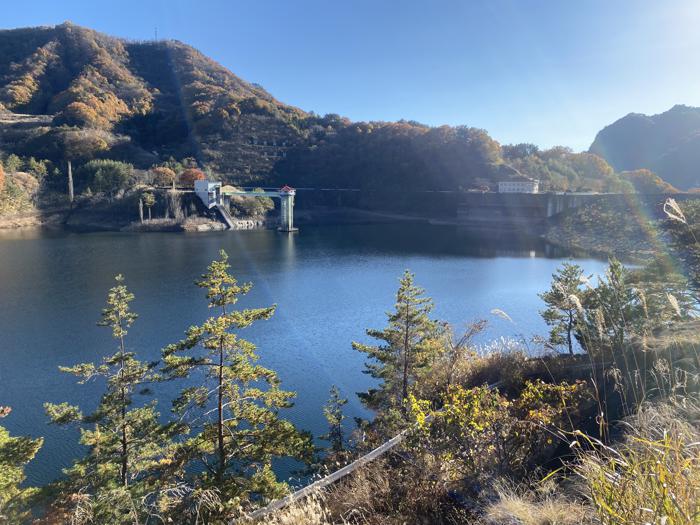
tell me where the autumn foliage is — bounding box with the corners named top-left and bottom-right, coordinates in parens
top-left (179, 168), bottom-right (206, 187)
top-left (0, 163), bottom-right (5, 191)
top-left (151, 166), bottom-right (177, 187)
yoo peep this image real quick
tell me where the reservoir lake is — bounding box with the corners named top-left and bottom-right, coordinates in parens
top-left (0, 223), bottom-right (608, 485)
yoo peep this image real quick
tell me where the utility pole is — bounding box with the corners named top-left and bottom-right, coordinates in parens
top-left (67, 160), bottom-right (74, 203)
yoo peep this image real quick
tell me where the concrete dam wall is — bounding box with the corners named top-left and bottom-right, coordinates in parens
top-left (457, 193), bottom-right (604, 231)
top-left (456, 192), bottom-right (689, 233)
top-left (291, 189), bottom-right (690, 232)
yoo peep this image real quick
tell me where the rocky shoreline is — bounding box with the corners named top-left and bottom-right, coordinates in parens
top-left (0, 204), bottom-right (430, 234)
top-left (122, 217), bottom-right (272, 233)
top-left (0, 201), bottom-right (275, 233)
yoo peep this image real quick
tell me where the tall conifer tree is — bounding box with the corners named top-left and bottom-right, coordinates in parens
top-left (322, 385), bottom-right (348, 454)
top-left (45, 275), bottom-right (170, 521)
top-left (353, 270), bottom-right (439, 414)
top-left (161, 250), bottom-right (311, 515)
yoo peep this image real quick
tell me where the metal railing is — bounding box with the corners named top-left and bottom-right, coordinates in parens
top-left (237, 380), bottom-right (503, 523)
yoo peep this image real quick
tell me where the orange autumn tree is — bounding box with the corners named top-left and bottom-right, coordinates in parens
top-left (179, 168), bottom-right (206, 187)
top-left (151, 166), bottom-right (177, 188)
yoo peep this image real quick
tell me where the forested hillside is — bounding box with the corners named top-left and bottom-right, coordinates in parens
top-left (0, 22), bottom-right (308, 183)
top-left (590, 104), bottom-right (700, 190)
top-left (0, 22), bottom-right (674, 201)
top-left (271, 121), bottom-right (636, 193)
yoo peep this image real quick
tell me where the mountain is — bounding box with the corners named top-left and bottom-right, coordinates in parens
top-left (0, 22), bottom-right (636, 196)
top-left (590, 105), bottom-right (700, 190)
top-left (0, 22), bottom-right (308, 182)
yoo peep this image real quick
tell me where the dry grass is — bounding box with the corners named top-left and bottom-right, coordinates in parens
top-left (485, 484), bottom-right (592, 525)
top-left (483, 400), bottom-right (700, 525)
top-left (260, 495), bottom-right (335, 525)
top-left (254, 464), bottom-right (397, 525)
top-left (326, 460), bottom-right (397, 524)
top-left (575, 398), bottom-right (700, 525)
top-left (319, 455), bottom-right (467, 524)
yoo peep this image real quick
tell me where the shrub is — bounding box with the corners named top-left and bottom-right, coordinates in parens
top-left (78, 159), bottom-right (133, 197)
top-left (413, 344), bottom-right (533, 403)
top-left (3, 154), bottom-right (23, 173)
top-left (24, 157), bottom-right (49, 180)
top-left (179, 168), bottom-right (206, 187)
top-left (151, 166), bottom-right (177, 187)
top-left (409, 379), bottom-right (592, 479)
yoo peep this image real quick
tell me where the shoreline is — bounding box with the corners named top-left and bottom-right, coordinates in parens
top-left (0, 206), bottom-right (432, 234)
top-left (0, 205), bottom-right (658, 264)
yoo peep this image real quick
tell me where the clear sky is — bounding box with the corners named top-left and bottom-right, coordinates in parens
top-left (3, 0), bottom-right (699, 151)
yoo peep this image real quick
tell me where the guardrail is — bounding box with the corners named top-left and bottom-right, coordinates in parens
top-left (236, 380), bottom-right (504, 523)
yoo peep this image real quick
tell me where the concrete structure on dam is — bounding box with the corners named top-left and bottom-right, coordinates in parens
top-left (456, 192), bottom-right (689, 232)
top-left (195, 180), bottom-right (298, 231)
top-left (457, 192), bottom-right (604, 231)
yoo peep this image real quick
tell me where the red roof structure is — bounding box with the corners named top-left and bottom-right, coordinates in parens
top-left (279, 185), bottom-right (295, 193)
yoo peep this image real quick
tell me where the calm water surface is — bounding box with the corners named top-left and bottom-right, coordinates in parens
top-left (0, 223), bottom-right (608, 485)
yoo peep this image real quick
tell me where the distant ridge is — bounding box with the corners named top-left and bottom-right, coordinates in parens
top-left (590, 105), bottom-right (700, 190)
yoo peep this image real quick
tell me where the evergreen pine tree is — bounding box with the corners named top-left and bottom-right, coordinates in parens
top-left (577, 259), bottom-right (643, 355)
top-left (44, 275), bottom-right (171, 521)
top-left (353, 270), bottom-right (439, 414)
top-left (0, 406), bottom-right (42, 524)
top-left (161, 250), bottom-right (311, 515)
top-left (539, 262), bottom-right (585, 355)
top-left (322, 386), bottom-right (348, 454)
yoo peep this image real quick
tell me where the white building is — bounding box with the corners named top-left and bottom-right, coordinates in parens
top-left (498, 178), bottom-right (540, 193)
top-left (194, 180), bottom-right (222, 208)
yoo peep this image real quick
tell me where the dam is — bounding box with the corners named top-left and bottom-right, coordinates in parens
top-left (194, 180), bottom-right (298, 232)
top-left (454, 192), bottom-right (693, 232)
top-left (291, 188), bottom-right (688, 230)
top-left (191, 183), bottom-right (688, 234)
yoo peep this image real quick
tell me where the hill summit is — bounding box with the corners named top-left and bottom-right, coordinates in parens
top-left (0, 22), bottom-right (308, 182)
top-left (590, 104), bottom-right (700, 190)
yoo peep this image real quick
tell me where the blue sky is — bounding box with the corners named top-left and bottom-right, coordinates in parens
top-left (3, 0), bottom-right (699, 151)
